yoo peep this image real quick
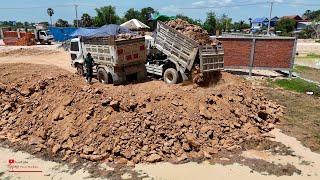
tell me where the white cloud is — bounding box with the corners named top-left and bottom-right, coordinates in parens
top-left (192, 1), bottom-right (206, 6)
top-left (160, 5), bottom-right (180, 12)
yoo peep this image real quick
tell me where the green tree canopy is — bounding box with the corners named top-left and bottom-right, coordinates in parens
top-left (94, 6), bottom-right (121, 26)
top-left (55, 19), bottom-right (69, 27)
top-left (203, 11), bottom-right (217, 34)
top-left (275, 18), bottom-right (296, 35)
top-left (124, 8), bottom-right (141, 21)
top-left (79, 13), bottom-right (93, 27)
top-left (140, 7), bottom-right (157, 30)
top-left (303, 10), bottom-right (320, 21)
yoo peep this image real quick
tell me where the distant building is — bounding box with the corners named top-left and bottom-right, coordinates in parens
top-left (251, 17), bottom-right (269, 31)
top-left (281, 15), bottom-right (309, 23)
top-left (270, 16), bottom-right (279, 27)
top-left (280, 15), bottom-right (311, 31)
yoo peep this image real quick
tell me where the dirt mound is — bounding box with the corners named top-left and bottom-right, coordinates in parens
top-left (0, 48), bottom-right (59, 57)
top-left (165, 19), bottom-right (214, 45)
top-left (0, 64), bottom-right (283, 166)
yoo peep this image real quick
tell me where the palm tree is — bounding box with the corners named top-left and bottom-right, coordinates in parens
top-left (47, 8), bottom-right (54, 27)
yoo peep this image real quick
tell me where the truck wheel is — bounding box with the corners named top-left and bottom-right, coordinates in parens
top-left (40, 40), bottom-right (45, 45)
top-left (97, 68), bottom-right (112, 84)
top-left (76, 64), bottom-right (84, 76)
top-left (47, 42), bottom-right (52, 45)
top-left (163, 68), bottom-right (178, 84)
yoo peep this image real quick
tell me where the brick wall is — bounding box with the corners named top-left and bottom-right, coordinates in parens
top-left (218, 37), bottom-right (295, 69)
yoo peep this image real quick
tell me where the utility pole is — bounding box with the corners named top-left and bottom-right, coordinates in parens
top-left (267, 1), bottom-right (274, 35)
top-left (75, 4), bottom-right (79, 27)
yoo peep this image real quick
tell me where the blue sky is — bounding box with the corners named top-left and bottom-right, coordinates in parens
top-left (0, 0), bottom-right (319, 24)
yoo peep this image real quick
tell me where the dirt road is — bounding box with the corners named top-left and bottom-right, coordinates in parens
top-left (0, 45), bottom-right (320, 180)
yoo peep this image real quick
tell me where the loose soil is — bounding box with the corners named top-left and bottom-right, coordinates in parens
top-left (0, 63), bottom-right (283, 167)
top-left (0, 48), bottom-right (59, 57)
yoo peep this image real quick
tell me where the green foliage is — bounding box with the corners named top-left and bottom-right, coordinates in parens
top-left (303, 10), bottom-right (320, 21)
top-left (203, 11), bottom-right (217, 34)
top-left (140, 7), bottom-right (158, 30)
top-left (78, 13), bottom-right (94, 27)
top-left (176, 14), bottom-right (201, 26)
top-left (94, 6), bottom-right (121, 27)
top-left (55, 19), bottom-right (69, 27)
top-left (124, 8), bottom-right (141, 21)
top-left (275, 18), bottom-right (296, 36)
top-left (231, 20), bottom-right (250, 30)
top-left (216, 14), bottom-right (232, 32)
top-left (271, 78), bottom-right (320, 96)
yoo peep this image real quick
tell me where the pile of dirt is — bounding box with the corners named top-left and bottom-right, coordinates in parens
top-left (165, 19), bottom-right (214, 45)
top-left (0, 64), bottom-right (283, 166)
top-left (0, 48), bottom-right (59, 57)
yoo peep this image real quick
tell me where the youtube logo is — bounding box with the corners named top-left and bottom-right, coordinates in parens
top-left (8, 159), bottom-right (15, 164)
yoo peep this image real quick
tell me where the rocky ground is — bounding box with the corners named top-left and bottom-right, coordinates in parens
top-left (0, 62), bottom-right (283, 168)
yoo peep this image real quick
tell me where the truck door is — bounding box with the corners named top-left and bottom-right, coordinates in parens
top-left (70, 39), bottom-right (84, 64)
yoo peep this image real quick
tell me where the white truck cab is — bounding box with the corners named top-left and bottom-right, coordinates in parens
top-left (70, 38), bottom-right (86, 75)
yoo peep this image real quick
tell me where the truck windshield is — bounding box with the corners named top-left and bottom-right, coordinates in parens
top-left (71, 42), bottom-right (79, 51)
top-left (40, 32), bottom-right (47, 36)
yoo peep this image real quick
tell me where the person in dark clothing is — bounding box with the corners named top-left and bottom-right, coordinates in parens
top-left (84, 53), bottom-right (94, 84)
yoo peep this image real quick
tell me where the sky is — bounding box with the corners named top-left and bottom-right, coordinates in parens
top-left (0, 0), bottom-right (320, 24)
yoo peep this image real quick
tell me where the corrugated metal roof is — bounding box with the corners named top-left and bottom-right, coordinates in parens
top-left (252, 18), bottom-right (269, 23)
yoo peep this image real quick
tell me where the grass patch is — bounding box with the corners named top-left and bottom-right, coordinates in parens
top-left (296, 53), bottom-right (320, 59)
top-left (270, 78), bottom-right (320, 96)
top-left (262, 87), bottom-right (320, 153)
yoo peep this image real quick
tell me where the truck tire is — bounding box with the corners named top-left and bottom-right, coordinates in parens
top-left (47, 42), bottom-right (52, 45)
top-left (163, 68), bottom-right (178, 84)
top-left (40, 40), bottom-right (45, 45)
top-left (76, 64), bottom-right (84, 76)
top-left (97, 68), bottom-right (112, 84)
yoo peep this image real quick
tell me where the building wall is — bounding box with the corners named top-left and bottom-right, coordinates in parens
top-left (218, 37), bottom-right (295, 69)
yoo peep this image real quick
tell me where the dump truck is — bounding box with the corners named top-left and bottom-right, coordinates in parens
top-left (33, 29), bottom-right (54, 45)
top-left (70, 36), bottom-right (147, 85)
top-left (145, 21), bottom-right (224, 84)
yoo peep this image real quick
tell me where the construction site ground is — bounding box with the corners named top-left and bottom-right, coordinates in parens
top-left (0, 45), bottom-right (320, 180)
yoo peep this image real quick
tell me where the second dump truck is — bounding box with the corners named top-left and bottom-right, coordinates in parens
top-left (70, 35), bottom-right (147, 85)
top-left (145, 21), bottom-right (224, 84)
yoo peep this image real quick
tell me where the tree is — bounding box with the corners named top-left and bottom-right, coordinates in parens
top-left (275, 18), bottom-right (296, 36)
top-left (55, 19), bottom-right (69, 27)
top-left (79, 13), bottom-right (93, 27)
top-left (140, 7), bottom-right (158, 30)
top-left (203, 11), bottom-right (217, 35)
top-left (303, 10), bottom-right (320, 21)
top-left (124, 8), bottom-right (141, 21)
top-left (216, 14), bottom-right (232, 32)
top-left (309, 20), bottom-right (320, 39)
top-left (39, 22), bottom-right (49, 28)
top-left (47, 8), bottom-right (54, 27)
top-left (176, 14), bottom-right (201, 26)
top-left (94, 6), bottom-right (120, 26)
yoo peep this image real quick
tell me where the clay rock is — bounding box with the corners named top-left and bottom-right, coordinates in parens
top-left (52, 144), bottom-right (61, 154)
top-left (199, 103), bottom-right (212, 119)
top-left (116, 158), bottom-right (129, 165)
top-left (146, 154), bottom-right (162, 163)
top-left (185, 133), bottom-right (200, 151)
top-left (83, 146), bottom-right (95, 154)
top-left (80, 154), bottom-right (106, 161)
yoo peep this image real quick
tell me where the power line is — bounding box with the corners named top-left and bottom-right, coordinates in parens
top-left (1, 2), bottom-right (320, 10)
top-left (0, 5), bottom-right (74, 10)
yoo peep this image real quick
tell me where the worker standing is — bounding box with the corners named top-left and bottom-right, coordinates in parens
top-left (84, 53), bottom-right (94, 84)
